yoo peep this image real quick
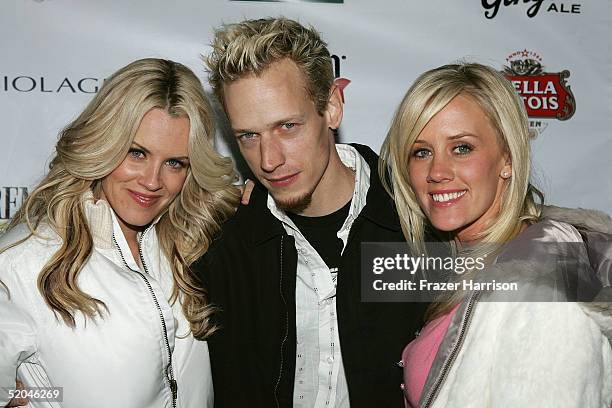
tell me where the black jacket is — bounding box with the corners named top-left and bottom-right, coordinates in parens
top-left (196, 144), bottom-right (427, 407)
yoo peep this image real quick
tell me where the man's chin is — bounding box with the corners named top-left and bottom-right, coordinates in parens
top-left (273, 191), bottom-right (313, 214)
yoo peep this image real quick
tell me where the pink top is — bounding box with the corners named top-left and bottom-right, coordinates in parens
top-left (400, 304), bottom-right (460, 408)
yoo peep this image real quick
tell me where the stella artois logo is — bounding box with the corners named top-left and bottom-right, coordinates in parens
top-left (503, 50), bottom-right (576, 121)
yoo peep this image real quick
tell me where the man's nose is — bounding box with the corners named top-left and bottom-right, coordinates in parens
top-left (260, 136), bottom-right (285, 173)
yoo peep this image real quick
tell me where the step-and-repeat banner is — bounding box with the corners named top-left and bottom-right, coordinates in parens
top-left (2, 0), bottom-right (611, 225)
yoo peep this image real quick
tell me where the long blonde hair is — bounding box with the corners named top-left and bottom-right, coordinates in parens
top-left (379, 63), bottom-right (543, 319)
top-left (4, 58), bottom-right (239, 339)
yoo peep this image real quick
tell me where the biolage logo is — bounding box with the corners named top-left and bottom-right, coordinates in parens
top-left (482, 0), bottom-right (582, 19)
top-left (503, 49), bottom-right (575, 137)
top-left (1, 75), bottom-right (102, 94)
top-left (0, 187), bottom-right (28, 220)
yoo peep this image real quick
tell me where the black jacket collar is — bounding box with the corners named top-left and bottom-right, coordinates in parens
top-left (238, 143), bottom-right (402, 246)
top-left (351, 143), bottom-right (402, 232)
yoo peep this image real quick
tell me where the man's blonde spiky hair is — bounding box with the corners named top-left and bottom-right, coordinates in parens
top-left (206, 17), bottom-right (334, 115)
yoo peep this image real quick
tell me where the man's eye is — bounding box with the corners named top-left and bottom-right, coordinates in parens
top-left (281, 123), bottom-right (295, 130)
top-left (238, 133), bottom-right (257, 141)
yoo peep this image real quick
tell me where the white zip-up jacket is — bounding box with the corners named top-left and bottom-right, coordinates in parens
top-left (0, 195), bottom-right (213, 408)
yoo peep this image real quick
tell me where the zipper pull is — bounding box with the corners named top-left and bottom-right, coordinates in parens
top-left (170, 379), bottom-right (178, 401)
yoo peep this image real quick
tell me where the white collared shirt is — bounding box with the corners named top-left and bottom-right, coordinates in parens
top-left (267, 144), bottom-right (371, 408)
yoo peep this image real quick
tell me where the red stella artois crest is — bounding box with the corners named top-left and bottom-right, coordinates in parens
top-left (503, 50), bottom-right (576, 120)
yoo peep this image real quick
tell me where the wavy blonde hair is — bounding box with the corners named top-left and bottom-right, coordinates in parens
top-left (379, 62), bottom-right (543, 319)
top-left (4, 58), bottom-right (239, 339)
top-left (205, 17), bottom-right (334, 115)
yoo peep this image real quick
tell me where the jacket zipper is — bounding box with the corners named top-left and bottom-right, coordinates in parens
top-left (274, 235), bottom-right (289, 408)
top-left (420, 293), bottom-right (479, 408)
top-left (112, 227), bottom-right (177, 408)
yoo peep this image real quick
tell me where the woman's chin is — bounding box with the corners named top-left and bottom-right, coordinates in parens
top-left (429, 218), bottom-right (466, 234)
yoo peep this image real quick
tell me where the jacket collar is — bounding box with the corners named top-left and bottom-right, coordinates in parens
top-left (351, 143), bottom-right (402, 232)
top-left (240, 182), bottom-right (286, 246)
top-left (242, 143), bottom-right (401, 246)
top-left (82, 191), bottom-right (117, 250)
top-left (81, 191), bottom-right (163, 254)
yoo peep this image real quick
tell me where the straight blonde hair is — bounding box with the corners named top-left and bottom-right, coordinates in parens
top-left (3, 58), bottom-right (239, 339)
top-left (379, 63), bottom-right (543, 320)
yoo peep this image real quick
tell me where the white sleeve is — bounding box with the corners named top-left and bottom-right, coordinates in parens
top-left (0, 284), bottom-right (38, 405)
top-left (490, 302), bottom-right (612, 408)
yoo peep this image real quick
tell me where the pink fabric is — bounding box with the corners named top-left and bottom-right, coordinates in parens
top-left (400, 304), bottom-right (461, 408)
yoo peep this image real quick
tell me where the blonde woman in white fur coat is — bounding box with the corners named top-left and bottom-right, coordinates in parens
top-left (379, 62), bottom-right (612, 408)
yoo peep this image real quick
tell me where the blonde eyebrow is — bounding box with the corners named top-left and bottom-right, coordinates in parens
top-left (448, 133), bottom-right (478, 140)
top-left (413, 133), bottom-right (478, 144)
top-left (232, 115), bottom-right (306, 135)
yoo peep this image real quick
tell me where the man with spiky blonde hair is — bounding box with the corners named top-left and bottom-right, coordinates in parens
top-left (196, 17), bottom-right (426, 408)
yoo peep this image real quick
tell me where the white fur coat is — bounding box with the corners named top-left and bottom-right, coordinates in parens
top-left (421, 207), bottom-right (612, 408)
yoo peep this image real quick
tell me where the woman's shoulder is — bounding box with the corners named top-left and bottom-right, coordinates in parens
top-left (520, 218), bottom-right (582, 244)
top-left (483, 217), bottom-right (601, 303)
top-left (0, 223), bottom-right (61, 279)
top-left (540, 205), bottom-right (612, 235)
top-left (495, 218), bottom-right (583, 266)
top-left (1, 222), bottom-right (61, 250)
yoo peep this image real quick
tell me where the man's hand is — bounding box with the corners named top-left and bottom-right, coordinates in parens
top-left (239, 179), bottom-right (255, 205)
top-left (5, 380), bottom-right (27, 407)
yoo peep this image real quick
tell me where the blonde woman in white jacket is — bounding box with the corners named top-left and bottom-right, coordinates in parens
top-left (380, 62), bottom-right (612, 407)
top-left (0, 58), bottom-right (239, 408)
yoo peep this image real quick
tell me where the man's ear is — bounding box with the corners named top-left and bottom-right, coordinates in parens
top-left (325, 85), bottom-right (344, 130)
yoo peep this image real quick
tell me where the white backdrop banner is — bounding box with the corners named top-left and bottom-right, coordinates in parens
top-left (1, 0), bottom-right (611, 226)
